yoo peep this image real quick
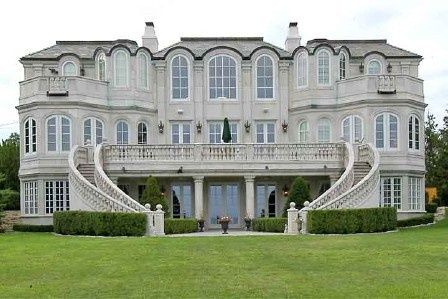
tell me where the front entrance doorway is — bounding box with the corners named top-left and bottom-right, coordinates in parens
top-left (208, 183), bottom-right (240, 227)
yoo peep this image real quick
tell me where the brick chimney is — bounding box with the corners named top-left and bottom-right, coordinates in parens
top-left (142, 22), bottom-right (158, 53)
top-left (285, 22), bottom-right (301, 52)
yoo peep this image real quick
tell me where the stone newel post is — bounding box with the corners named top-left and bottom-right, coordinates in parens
top-left (154, 204), bottom-right (165, 236)
top-left (144, 203), bottom-right (154, 236)
top-left (286, 202), bottom-right (299, 235)
top-left (299, 201), bottom-right (310, 235)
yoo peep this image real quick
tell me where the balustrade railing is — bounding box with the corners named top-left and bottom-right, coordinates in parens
top-left (48, 76), bottom-right (68, 96)
top-left (377, 75), bottom-right (396, 94)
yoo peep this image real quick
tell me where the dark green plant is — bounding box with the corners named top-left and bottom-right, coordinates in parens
top-left (164, 219), bottom-right (198, 234)
top-left (397, 214), bottom-right (434, 227)
top-left (425, 203), bottom-right (438, 213)
top-left (0, 189), bottom-right (20, 210)
top-left (13, 224), bottom-right (54, 232)
top-left (252, 217), bottom-right (287, 232)
top-left (0, 205), bottom-right (4, 233)
top-left (139, 176), bottom-right (170, 217)
top-left (0, 133), bottom-right (20, 192)
top-left (222, 117), bottom-right (232, 143)
top-left (283, 177), bottom-right (310, 216)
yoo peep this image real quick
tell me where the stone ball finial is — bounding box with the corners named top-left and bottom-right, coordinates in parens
top-left (290, 202), bottom-right (296, 209)
top-left (144, 203), bottom-right (151, 210)
top-left (156, 204), bottom-right (163, 211)
top-left (304, 201), bottom-right (310, 207)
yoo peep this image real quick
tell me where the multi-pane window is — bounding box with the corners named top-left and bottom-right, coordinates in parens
top-left (339, 53), bottom-right (347, 80)
top-left (375, 113), bottom-right (398, 150)
top-left (256, 184), bottom-right (276, 218)
top-left (209, 55), bottom-right (237, 99)
top-left (171, 123), bottom-right (191, 144)
top-left (47, 115), bottom-right (71, 152)
top-left (172, 55), bottom-right (189, 99)
top-left (24, 118), bottom-right (37, 154)
top-left (62, 61), bottom-right (77, 76)
top-left (97, 53), bottom-right (106, 81)
top-left (45, 180), bottom-right (69, 214)
top-left (317, 118), bottom-right (331, 143)
top-left (114, 50), bottom-right (128, 87)
top-left (297, 52), bottom-right (308, 87)
top-left (24, 181), bottom-right (38, 215)
top-left (381, 177), bottom-right (401, 210)
top-left (408, 115), bottom-right (420, 150)
top-left (172, 184), bottom-right (193, 218)
top-left (409, 177), bottom-right (422, 210)
top-left (342, 115), bottom-right (363, 143)
top-left (256, 122), bottom-right (275, 143)
top-left (317, 50), bottom-right (330, 85)
top-left (256, 55), bottom-right (274, 99)
top-left (368, 60), bottom-right (381, 75)
top-left (138, 53), bottom-right (149, 89)
top-left (138, 122), bottom-right (148, 145)
top-left (208, 122), bottom-right (238, 144)
top-left (83, 118), bottom-right (103, 145)
top-left (116, 121), bottom-right (129, 145)
top-left (298, 121), bottom-right (309, 143)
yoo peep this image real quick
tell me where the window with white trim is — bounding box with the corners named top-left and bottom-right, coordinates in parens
top-left (138, 53), bottom-right (149, 89)
top-left (409, 177), bottom-right (422, 210)
top-left (298, 121), bottom-right (309, 143)
top-left (171, 184), bottom-right (193, 218)
top-left (171, 123), bottom-right (191, 144)
top-left (171, 55), bottom-right (189, 99)
top-left (408, 115), bottom-right (420, 150)
top-left (256, 122), bottom-right (275, 144)
top-left (368, 60), bottom-right (382, 75)
top-left (116, 121), bottom-right (129, 145)
top-left (24, 117), bottom-right (37, 154)
top-left (114, 50), bottom-right (129, 87)
top-left (297, 52), bottom-right (308, 87)
top-left (83, 118), bottom-right (103, 145)
top-left (380, 177), bottom-right (401, 210)
top-left (342, 115), bottom-right (363, 143)
top-left (24, 181), bottom-right (38, 215)
top-left (46, 115), bottom-right (71, 153)
top-left (317, 118), bottom-right (331, 143)
top-left (62, 61), bottom-right (77, 76)
top-left (375, 113), bottom-right (398, 150)
top-left (97, 53), bottom-right (106, 81)
top-left (138, 122), bottom-right (148, 145)
top-left (209, 55), bottom-right (237, 99)
top-left (339, 53), bottom-right (347, 80)
top-left (208, 122), bottom-right (238, 144)
top-left (45, 180), bottom-right (69, 214)
top-left (317, 50), bottom-right (330, 85)
top-left (256, 55), bottom-right (274, 99)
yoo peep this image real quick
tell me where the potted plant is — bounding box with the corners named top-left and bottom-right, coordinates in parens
top-left (197, 214), bottom-right (205, 232)
top-left (218, 216), bottom-right (232, 234)
top-left (243, 213), bottom-right (252, 231)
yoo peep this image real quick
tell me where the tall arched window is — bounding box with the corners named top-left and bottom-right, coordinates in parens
top-left (368, 60), bottom-right (382, 75)
top-left (317, 118), bottom-right (331, 142)
top-left (62, 61), bottom-right (77, 76)
top-left (339, 53), bottom-right (347, 80)
top-left (342, 115), bottom-right (363, 143)
top-left (97, 53), bottom-right (106, 81)
top-left (138, 53), bottom-right (149, 89)
top-left (256, 55), bottom-right (274, 99)
top-left (317, 50), bottom-right (330, 85)
top-left (46, 115), bottom-right (71, 152)
top-left (114, 50), bottom-right (129, 87)
top-left (116, 121), bottom-right (129, 145)
top-left (297, 52), bottom-right (308, 87)
top-left (83, 118), bottom-right (103, 145)
top-left (375, 113), bottom-right (398, 150)
top-left (298, 121), bottom-right (309, 143)
top-left (138, 122), bottom-right (148, 145)
top-left (24, 118), bottom-right (37, 154)
top-left (209, 55), bottom-right (237, 99)
top-left (408, 115), bottom-right (420, 150)
top-left (171, 55), bottom-right (189, 99)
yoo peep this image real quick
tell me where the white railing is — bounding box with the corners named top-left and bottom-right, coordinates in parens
top-left (318, 143), bottom-right (380, 210)
top-left (307, 142), bottom-right (355, 210)
top-left (48, 76), bottom-right (68, 95)
top-left (68, 145), bottom-right (137, 212)
top-left (377, 75), bottom-right (396, 94)
top-left (94, 144), bottom-right (147, 212)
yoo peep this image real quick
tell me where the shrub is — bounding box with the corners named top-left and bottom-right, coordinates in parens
top-left (397, 214), bottom-right (434, 227)
top-left (13, 224), bottom-right (54, 232)
top-left (283, 177), bottom-right (310, 216)
top-left (252, 217), bottom-right (287, 233)
top-left (164, 218), bottom-right (198, 234)
top-left (0, 205), bottom-right (4, 233)
top-left (0, 189), bottom-right (20, 210)
top-left (53, 211), bottom-right (146, 236)
top-left (425, 203), bottom-right (438, 213)
top-left (307, 207), bottom-right (397, 234)
top-left (139, 176), bottom-right (170, 217)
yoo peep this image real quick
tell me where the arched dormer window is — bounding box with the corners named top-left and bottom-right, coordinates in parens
top-left (368, 59), bottom-right (382, 75)
top-left (317, 118), bottom-right (331, 142)
top-left (114, 50), bottom-right (129, 87)
top-left (298, 121), bottom-right (309, 143)
top-left (171, 55), bottom-right (189, 100)
top-left (209, 55), bottom-right (237, 99)
top-left (375, 113), bottom-right (398, 150)
top-left (342, 115), bottom-right (363, 143)
top-left (83, 118), bottom-right (104, 145)
top-left (24, 117), bottom-right (37, 154)
top-left (62, 61), bottom-right (77, 76)
top-left (46, 115), bottom-right (71, 153)
top-left (97, 53), bottom-right (106, 81)
top-left (297, 52), bottom-right (308, 87)
top-left (138, 52), bottom-right (149, 89)
top-left (256, 55), bottom-right (274, 99)
top-left (317, 50), bottom-right (330, 85)
top-left (408, 115), bottom-right (420, 150)
top-left (339, 53), bottom-right (347, 80)
top-left (138, 122), bottom-right (148, 145)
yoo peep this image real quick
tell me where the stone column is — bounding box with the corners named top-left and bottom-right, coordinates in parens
top-left (194, 176), bottom-right (204, 220)
top-left (244, 175), bottom-right (255, 219)
top-left (287, 202), bottom-right (299, 234)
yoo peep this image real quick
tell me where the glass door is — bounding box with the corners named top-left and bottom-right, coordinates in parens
top-left (256, 184), bottom-right (276, 218)
top-left (208, 183), bottom-right (240, 227)
top-left (171, 184), bottom-right (193, 218)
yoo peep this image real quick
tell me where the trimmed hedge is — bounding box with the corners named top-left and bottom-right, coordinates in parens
top-left (308, 207), bottom-right (397, 234)
top-left (13, 224), bottom-right (54, 232)
top-left (252, 217), bottom-right (287, 233)
top-left (164, 219), bottom-right (198, 234)
top-left (53, 211), bottom-right (146, 236)
top-left (425, 203), bottom-right (438, 213)
top-left (397, 214), bottom-right (434, 227)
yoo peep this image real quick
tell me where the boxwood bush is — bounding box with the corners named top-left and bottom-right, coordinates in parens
top-left (425, 203), bottom-right (438, 213)
top-left (252, 217), bottom-right (287, 233)
top-left (53, 211), bottom-right (146, 236)
top-left (164, 218), bottom-right (198, 234)
top-left (307, 207), bottom-right (397, 234)
top-left (13, 224), bottom-right (54, 232)
top-left (397, 214), bottom-right (434, 227)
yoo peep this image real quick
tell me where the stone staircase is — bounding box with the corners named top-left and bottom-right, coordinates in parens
top-left (78, 163), bottom-right (96, 185)
top-left (353, 161), bottom-right (371, 186)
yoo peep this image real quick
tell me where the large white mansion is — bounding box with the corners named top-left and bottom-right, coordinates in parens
top-left (18, 22), bottom-right (426, 227)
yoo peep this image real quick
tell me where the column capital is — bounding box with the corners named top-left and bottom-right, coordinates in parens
top-left (244, 175), bottom-right (255, 182)
top-left (193, 175), bottom-right (205, 182)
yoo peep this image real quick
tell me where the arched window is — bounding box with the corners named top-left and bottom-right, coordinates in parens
top-left (339, 53), bottom-right (347, 80)
top-left (256, 55), bottom-right (274, 99)
top-left (317, 50), bottom-right (330, 85)
top-left (297, 52), bottom-right (308, 87)
top-left (24, 118), bottom-right (37, 154)
top-left (209, 55), bottom-right (237, 99)
top-left (138, 53), bottom-right (149, 89)
top-left (97, 53), bottom-right (106, 81)
top-left (46, 115), bottom-right (71, 152)
top-left (368, 60), bottom-right (382, 75)
top-left (342, 115), bottom-right (363, 143)
top-left (116, 121), bottom-right (129, 145)
top-left (375, 113), bottom-right (398, 150)
top-left (298, 121), bottom-right (309, 143)
top-left (62, 61), bottom-right (77, 76)
top-left (317, 118), bottom-right (331, 143)
top-left (114, 50), bottom-right (129, 87)
top-left (171, 55), bottom-right (189, 99)
top-left (138, 122), bottom-right (148, 145)
top-left (83, 118), bottom-right (103, 145)
top-left (408, 115), bottom-right (420, 150)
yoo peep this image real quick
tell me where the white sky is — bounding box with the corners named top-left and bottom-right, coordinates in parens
top-left (0, 0), bottom-right (447, 140)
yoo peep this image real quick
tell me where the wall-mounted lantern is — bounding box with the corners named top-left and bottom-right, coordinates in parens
top-left (196, 121), bottom-right (202, 133)
top-left (282, 184), bottom-right (289, 197)
top-left (244, 121), bottom-right (251, 133)
top-left (158, 121), bottom-right (164, 133)
top-left (387, 62), bottom-right (392, 73)
top-left (359, 62), bottom-right (364, 73)
top-left (281, 120), bottom-right (288, 133)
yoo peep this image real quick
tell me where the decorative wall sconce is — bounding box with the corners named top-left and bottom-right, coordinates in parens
top-left (80, 68), bottom-right (85, 76)
top-left (196, 121), bottom-right (202, 133)
top-left (281, 120), bottom-right (288, 133)
top-left (359, 62), bottom-right (364, 73)
top-left (244, 121), bottom-right (251, 133)
top-left (160, 185), bottom-right (166, 196)
top-left (282, 184), bottom-right (289, 197)
top-left (158, 121), bottom-right (164, 133)
top-left (49, 68), bottom-right (58, 75)
top-left (387, 62), bottom-right (392, 73)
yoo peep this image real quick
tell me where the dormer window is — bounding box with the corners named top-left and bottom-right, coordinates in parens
top-left (339, 53), bottom-right (347, 80)
top-left (209, 55), bottom-right (237, 99)
top-left (317, 50), bottom-right (330, 85)
top-left (62, 61), bottom-right (77, 76)
top-left (368, 60), bottom-right (382, 75)
top-left (114, 50), bottom-right (129, 87)
top-left (97, 53), bottom-right (106, 81)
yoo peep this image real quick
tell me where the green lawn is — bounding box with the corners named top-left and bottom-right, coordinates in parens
top-left (0, 220), bottom-right (447, 298)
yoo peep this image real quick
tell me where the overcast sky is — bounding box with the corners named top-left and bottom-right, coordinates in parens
top-left (0, 0), bottom-right (447, 140)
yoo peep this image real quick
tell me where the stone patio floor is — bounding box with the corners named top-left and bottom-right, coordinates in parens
top-left (167, 229), bottom-right (285, 237)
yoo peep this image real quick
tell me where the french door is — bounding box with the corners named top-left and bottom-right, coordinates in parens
top-left (209, 184), bottom-right (239, 227)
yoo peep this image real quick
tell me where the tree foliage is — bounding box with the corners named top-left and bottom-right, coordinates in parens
top-left (282, 177), bottom-right (310, 216)
top-left (139, 176), bottom-right (170, 217)
top-left (0, 133), bottom-right (20, 192)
